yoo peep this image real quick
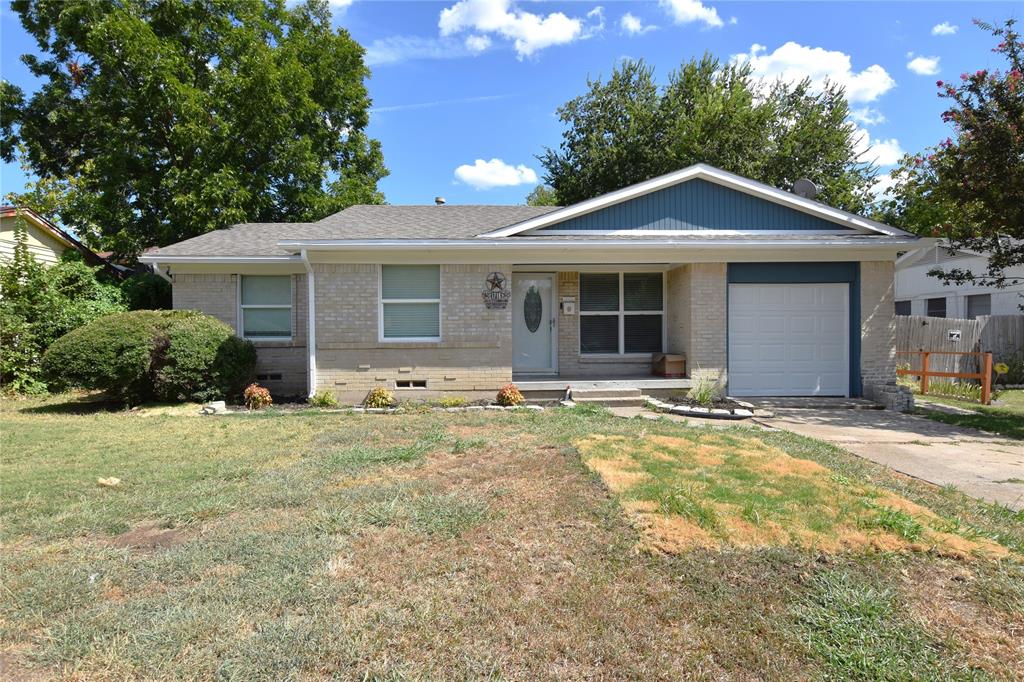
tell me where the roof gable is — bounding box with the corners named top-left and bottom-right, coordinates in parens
top-left (534, 178), bottom-right (848, 233)
top-left (480, 164), bottom-right (910, 238)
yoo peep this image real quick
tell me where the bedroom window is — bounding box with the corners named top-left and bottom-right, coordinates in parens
top-left (966, 294), bottom-right (991, 319)
top-left (579, 272), bottom-right (663, 354)
top-left (380, 265), bottom-right (441, 340)
top-left (240, 275), bottom-right (292, 339)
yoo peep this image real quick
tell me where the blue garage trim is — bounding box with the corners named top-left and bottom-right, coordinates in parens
top-left (726, 263), bottom-right (862, 397)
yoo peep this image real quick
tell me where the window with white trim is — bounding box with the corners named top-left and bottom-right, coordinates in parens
top-left (381, 265), bottom-right (440, 340)
top-left (579, 272), bottom-right (663, 354)
top-left (240, 275), bottom-right (292, 339)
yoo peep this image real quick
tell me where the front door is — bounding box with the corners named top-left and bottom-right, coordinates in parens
top-left (512, 274), bottom-right (555, 373)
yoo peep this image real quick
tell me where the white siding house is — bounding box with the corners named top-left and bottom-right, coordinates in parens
top-left (895, 244), bottom-right (1024, 318)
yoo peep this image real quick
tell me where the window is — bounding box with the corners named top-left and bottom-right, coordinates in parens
top-left (966, 294), bottom-right (991, 319)
top-left (894, 300), bottom-right (911, 316)
top-left (240, 275), bottom-right (292, 339)
top-left (926, 297), bottom-right (947, 318)
top-left (579, 272), bottom-right (663, 354)
top-left (381, 265), bottom-right (440, 340)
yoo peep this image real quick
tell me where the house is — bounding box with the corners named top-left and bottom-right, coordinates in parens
top-left (895, 242), bottom-right (1024, 318)
top-left (141, 164), bottom-right (926, 402)
top-left (0, 205), bottom-right (114, 270)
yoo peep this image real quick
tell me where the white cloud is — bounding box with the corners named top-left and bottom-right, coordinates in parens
top-left (438, 0), bottom-right (604, 60)
top-left (850, 107), bottom-right (886, 126)
top-left (465, 34), bottom-right (491, 53)
top-left (871, 172), bottom-right (900, 200)
top-left (906, 54), bottom-right (940, 76)
top-left (327, 0), bottom-right (353, 6)
top-left (932, 22), bottom-right (958, 36)
top-left (454, 158), bottom-right (539, 189)
top-left (658, 0), bottom-right (723, 29)
top-left (620, 12), bottom-right (655, 36)
top-left (731, 42), bottom-right (896, 103)
top-left (365, 36), bottom-right (474, 66)
top-left (729, 16), bottom-right (738, 26)
top-left (852, 126), bottom-right (905, 166)
top-left (371, 94), bottom-right (513, 114)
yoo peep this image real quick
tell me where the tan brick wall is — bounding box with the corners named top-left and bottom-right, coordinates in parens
top-left (860, 260), bottom-right (897, 394)
top-left (172, 272), bottom-right (308, 396)
top-left (314, 263), bottom-right (513, 401)
top-left (665, 265), bottom-right (690, 358)
top-left (687, 263), bottom-right (727, 384)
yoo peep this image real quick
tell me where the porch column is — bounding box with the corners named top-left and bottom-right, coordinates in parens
top-left (687, 262), bottom-right (727, 385)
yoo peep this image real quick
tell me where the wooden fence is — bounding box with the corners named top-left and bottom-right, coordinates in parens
top-left (895, 314), bottom-right (1023, 377)
top-left (896, 351), bottom-right (994, 404)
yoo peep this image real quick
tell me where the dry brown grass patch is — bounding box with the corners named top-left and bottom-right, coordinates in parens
top-left (576, 433), bottom-right (1016, 561)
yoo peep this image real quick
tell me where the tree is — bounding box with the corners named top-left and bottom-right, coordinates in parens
top-left (539, 55), bottom-right (877, 213)
top-left (1, 0), bottom-right (387, 258)
top-left (879, 19), bottom-right (1023, 289)
top-left (525, 185), bottom-right (559, 206)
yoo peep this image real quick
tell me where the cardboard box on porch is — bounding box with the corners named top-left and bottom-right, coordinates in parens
top-left (652, 353), bottom-right (686, 378)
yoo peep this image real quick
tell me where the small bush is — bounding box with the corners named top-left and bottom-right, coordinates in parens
top-left (42, 310), bottom-right (256, 405)
top-left (437, 396), bottom-right (469, 408)
top-left (308, 390), bottom-right (339, 408)
top-left (364, 387), bottom-right (395, 409)
top-left (495, 383), bottom-right (524, 406)
top-left (120, 272), bottom-right (172, 310)
top-left (995, 350), bottom-right (1024, 385)
top-left (244, 383), bottom-right (272, 410)
top-left (687, 373), bottom-right (721, 407)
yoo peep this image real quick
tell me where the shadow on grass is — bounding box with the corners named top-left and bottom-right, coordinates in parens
top-left (915, 407), bottom-right (1024, 441)
top-left (16, 394), bottom-right (124, 415)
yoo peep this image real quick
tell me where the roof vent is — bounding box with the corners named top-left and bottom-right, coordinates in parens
top-left (434, 196), bottom-right (446, 205)
top-left (792, 178), bottom-right (818, 200)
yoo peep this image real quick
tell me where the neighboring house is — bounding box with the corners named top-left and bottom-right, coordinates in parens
top-left (895, 242), bottom-right (1024, 318)
top-left (0, 205), bottom-right (114, 271)
top-left (141, 164), bottom-right (925, 401)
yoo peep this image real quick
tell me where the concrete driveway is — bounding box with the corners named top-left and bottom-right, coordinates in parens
top-left (758, 407), bottom-right (1024, 510)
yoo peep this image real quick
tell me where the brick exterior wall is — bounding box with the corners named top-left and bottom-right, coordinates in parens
top-left (314, 263), bottom-right (512, 401)
top-left (665, 265), bottom-right (690, 358)
top-left (859, 260), bottom-right (897, 397)
top-left (687, 263), bottom-right (728, 385)
top-left (171, 272), bottom-right (308, 396)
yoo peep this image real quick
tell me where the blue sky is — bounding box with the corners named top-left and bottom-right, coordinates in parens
top-left (0, 0), bottom-right (1017, 208)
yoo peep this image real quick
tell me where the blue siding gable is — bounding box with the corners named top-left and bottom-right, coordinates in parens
top-left (537, 178), bottom-right (851, 232)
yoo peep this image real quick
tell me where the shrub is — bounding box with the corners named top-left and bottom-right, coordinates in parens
top-left (687, 373), bottom-right (721, 407)
top-left (120, 272), bottom-right (172, 310)
top-left (364, 387), bottom-right (395, 409)
top-left (495, 383), bottom-right (524, 407)
top-left (437, 396), bottom-right (469, 408)
top-left (308, 390), bottom-right (339, 408)
top-left (995, 350), bottom-right (1024, 385)
top-left (42, 310), bottom-right (256, 405)
top-left (244, 383), bottom-right (272, 410)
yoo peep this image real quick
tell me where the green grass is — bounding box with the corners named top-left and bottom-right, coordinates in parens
top-left (795, 569), bottom-right (949, 681)
top-left (915, 389), bottom-right (1024, 440)
top-left (2, 394), bottom-right (1022, 679)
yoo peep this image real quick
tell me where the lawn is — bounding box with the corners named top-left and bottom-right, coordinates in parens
top-left (915, 389), bottom-right (1024, 440)
top-left (2, 395), bottom-right (1023, 680)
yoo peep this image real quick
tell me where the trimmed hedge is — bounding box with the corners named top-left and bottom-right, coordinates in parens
top-left (43, 310), bottom-right (256, 405)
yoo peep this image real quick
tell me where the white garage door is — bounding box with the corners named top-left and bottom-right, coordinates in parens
top-left (728, 283), bottom-right (849, 397)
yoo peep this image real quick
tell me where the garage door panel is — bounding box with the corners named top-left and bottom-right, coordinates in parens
top-left (728, 283), bottom-right (849, 397)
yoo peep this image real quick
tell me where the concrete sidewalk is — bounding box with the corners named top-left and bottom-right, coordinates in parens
top-left (758, 408), bottom-right (1024, 510)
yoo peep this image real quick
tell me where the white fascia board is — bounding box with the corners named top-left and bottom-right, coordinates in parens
top-left (138, 255), bottom-right (301, 264)
top-left (476, 163), bottom-right (913, 239)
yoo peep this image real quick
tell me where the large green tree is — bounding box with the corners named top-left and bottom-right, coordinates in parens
top-left (878, 19), bottom-right (1023, 289)
top-left (1, 0), bottom-right (387, 257)
top-left (540, 55), bottom-right (876, 213)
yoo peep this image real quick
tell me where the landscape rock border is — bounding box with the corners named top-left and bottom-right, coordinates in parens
top-left (644, 397), bottom-right (756, 420)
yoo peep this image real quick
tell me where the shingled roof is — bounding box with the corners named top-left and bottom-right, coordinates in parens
top-left (152, 205), bottom-right (561, 257)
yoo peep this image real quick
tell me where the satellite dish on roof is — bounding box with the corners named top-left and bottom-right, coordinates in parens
top-left (793, 178), bottom-right (818, 200)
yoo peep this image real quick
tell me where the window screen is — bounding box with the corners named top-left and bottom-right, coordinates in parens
top-left (381, 265), bottom-right (441, 339)
top-left (894, 300), bottom-right (911, 316)
top-left (966, 294), bottom-right (991, 319)
top-left (927, 297), bottom-right (946, 318)
top-left (579, 272), bottom-right (663, 354)
top-left (240, 276), bottom-right (292, 338)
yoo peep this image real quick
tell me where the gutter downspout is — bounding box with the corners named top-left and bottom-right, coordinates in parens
top-left (300, 249), bottom-right (317, 398)
top-left (153, 264), bottom-right (172, 283)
